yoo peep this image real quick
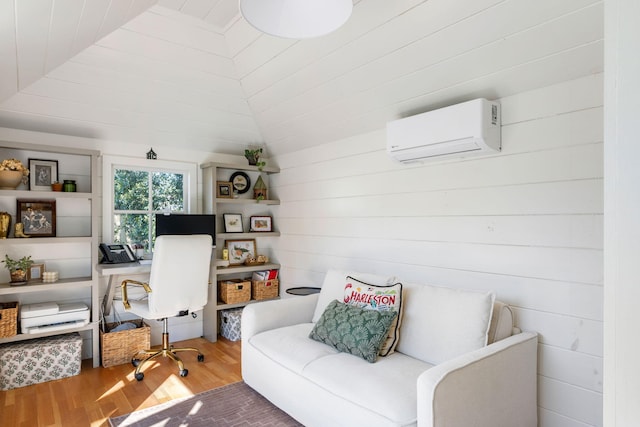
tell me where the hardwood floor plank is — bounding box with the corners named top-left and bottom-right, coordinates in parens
top-left (0, 337), bottom-right (241, 427)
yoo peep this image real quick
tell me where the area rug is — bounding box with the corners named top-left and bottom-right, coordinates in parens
top-left (109, 381), bottom-right (303, 427)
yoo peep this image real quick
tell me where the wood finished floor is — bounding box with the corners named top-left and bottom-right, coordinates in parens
top-left (0, 337), bottom-right (242, 427)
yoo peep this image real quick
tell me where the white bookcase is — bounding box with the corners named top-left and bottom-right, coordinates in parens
top-left (0, 141), bottom-right (100, 367)
top-left (201, 162), bottom-right (280, 342)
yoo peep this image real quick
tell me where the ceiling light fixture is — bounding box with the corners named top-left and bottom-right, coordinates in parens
top-left (239, 0), bottom-right (353, 39)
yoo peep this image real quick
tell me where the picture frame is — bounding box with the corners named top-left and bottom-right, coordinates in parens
top-left (223, 213), bottom-right (244, 233)
top-left (225, 239), bottom-right (256, 265)
top-left (216, 181), bottom-right (233, 198)
top-left (250, 216), bottom-right (273, 232)
top-left (16, 199), bottom-right (56, 237)
top-left (28, 263), bottom-right (45, 281)
top-left (229, 171), bottom-right (251, 194)
top-left (28, 159), bottom-right (58, 191)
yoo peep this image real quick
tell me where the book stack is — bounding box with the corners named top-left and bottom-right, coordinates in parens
top-left (252, 269), bottom-right (279, 281)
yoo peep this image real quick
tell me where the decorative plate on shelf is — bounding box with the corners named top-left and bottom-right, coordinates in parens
top-left (230, 171), bottom-right (251, 194)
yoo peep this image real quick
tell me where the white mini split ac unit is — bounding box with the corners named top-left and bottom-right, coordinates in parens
top-left (386, 98), bottom-right (501, 163)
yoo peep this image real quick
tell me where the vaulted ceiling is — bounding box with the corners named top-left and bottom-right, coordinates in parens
top-left (0, 0), bottom-right (603, 156)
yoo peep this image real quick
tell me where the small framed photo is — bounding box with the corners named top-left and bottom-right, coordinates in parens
top-left (16, 199), bottom-right (56, 237)
top-left (216, 181), bottom-right (233, 198)
top-left (250, 216), bottom-right (272, 232)
top-left (28, 263), bottom-right (45, 281)
top-left (28, 159), bottom-right (58, 191)
top-left (225, 239), bottom-right (256, 265)
top-left (223, 213), bottom-right (243, 233)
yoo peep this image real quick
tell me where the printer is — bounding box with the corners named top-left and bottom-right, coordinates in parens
top-left (20, 302), bottom-right (90, 334)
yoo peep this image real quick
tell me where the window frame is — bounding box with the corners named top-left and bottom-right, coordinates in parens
top-left (102, 155), bottom-right (198, 248)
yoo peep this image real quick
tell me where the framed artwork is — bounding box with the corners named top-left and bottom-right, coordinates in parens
top-left (230, 171), bottom-right (251, 194)
top-left (216, 181), bottom-right (233, 198)
top-left (16, 199), bottom-right (56, 237)
top-left (28, 159), bottom-right (58, 191)
top-left (225, 239), bottom-right (256, 265)
top-left (28, 263), bottom-right (45, 281)
top-left (250, 216), bottom-right (272, 232)
top-left (223, 213), bottom-right (243, 233)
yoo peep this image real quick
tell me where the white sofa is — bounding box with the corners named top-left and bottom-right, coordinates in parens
top-left (242, 270), bottom-right (538, 427)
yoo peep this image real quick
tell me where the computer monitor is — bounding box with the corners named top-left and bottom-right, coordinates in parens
top-left (155, 214), bottom-right (216, 244)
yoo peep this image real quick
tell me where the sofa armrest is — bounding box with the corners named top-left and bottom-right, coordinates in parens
top-left (417, 331), bottom-right (538, 427)
top-left (242, 294), bottom-right (319, 341)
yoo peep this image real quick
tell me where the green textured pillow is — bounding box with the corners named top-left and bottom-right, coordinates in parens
top-left (344, 276), bottom-right (403, 357)
top-left (309, 300), bottom-right (398, 363)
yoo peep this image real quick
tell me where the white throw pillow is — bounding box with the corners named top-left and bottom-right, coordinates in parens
top-left (312, 270), bottom-right (396, 323)
top-left (343, 276), bottom-right (403, 356)
top-left (395, 283), bottom-right (495, 365)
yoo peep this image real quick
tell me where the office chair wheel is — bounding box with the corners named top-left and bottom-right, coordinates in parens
top-left (197, 354), bottom-right (204, 362)
top-left (132, 358), bottom-right (141, 367)
top-left (180, 369), bottom-right (188, 377)
top-left (135, 372), bottom-right (144, 381)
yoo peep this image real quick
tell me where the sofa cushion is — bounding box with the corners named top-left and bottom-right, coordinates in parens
top-left (302, 351), bottom-right (433, 426)
top-left (248, 323), bottom-right (338, 374)
top-left (396, 283), bottom-right (495, 365)
top-left (309, 300), bottom-right (397, 363)
top-left (312, 270), bottom-right (396, 323)
top-left (344, 276), bottom-right (403, 356)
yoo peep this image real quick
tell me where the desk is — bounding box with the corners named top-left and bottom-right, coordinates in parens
top-left (97, 262), bottom-right (152, 316)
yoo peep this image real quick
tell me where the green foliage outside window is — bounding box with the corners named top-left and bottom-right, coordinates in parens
top-left (113, 168), bottom-right (185, 251)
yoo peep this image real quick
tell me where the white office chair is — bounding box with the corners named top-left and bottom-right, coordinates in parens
top-left (120, 234), bottom-right (213, 381)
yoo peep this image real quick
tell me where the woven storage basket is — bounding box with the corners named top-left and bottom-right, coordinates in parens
top-left (252, 279), bottom-right (279, 300)
top-left (0, 302), bottom-right (18, 338)
top-left (100, 319), bottom-right (150, 368)
top-left (219, 279), bottom-right (251, 304)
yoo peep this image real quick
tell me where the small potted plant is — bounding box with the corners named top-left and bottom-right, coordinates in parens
top-left (2, 254), bottom-right (33, 284)
top-left (244, 148), bottom-right (266, 171)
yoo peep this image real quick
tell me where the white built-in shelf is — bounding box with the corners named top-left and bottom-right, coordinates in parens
top-left (0, 236), bottom-right (92, 245)
top-left (200, 162), bottom-right (280, 174)
top-left (215, 297), bottom-right (280, 311)
top-left (0, 321), bottom-right (98, 344)
top-left (215, 198), bottom-right (280, 205)
top-left (216, 262), bottom-right (280, 276)
top-left (0, 142), bottom-right (101, 367)
top-left (0, 189), bottom-right (94, 199)
top-left (201, 161), bottom-right (281, 343)
top-left (0, 276), bottom-right (93, 295)
top-left (218, 232), bottom-right (280, 239)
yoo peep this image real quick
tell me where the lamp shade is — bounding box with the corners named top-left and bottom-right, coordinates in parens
top-left (239, 0), bottom-right (353, 39)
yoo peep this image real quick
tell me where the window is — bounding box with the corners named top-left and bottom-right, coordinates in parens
top-left (113, 168), bottom-right (185, 250)
top-left (102, 156), bottom-right (198, 252)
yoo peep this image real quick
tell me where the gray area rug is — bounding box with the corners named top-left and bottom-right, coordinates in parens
top-left (109, 381), bottom-right (303, 427)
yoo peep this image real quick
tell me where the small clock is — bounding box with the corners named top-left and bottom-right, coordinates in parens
top-left (230, 171), bottom-right (251, 194)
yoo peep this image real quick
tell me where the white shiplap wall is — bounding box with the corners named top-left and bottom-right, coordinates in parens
top-left (271, 73), bottom-right (603, 427)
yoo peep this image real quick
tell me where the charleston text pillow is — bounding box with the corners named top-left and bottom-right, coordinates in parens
top-left (309, 300), bottom-right (397, 363)
top-left (344, 276), bottom-right (403, 356)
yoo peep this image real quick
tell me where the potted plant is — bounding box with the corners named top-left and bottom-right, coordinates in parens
top-left (0, 158), bottom-right (29, 190)
top-left (2, 254), bottom-right (33, 284)
top-left (244, 148), bottom-right (266, 171)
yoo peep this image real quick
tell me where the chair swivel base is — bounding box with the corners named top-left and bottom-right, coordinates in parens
top-left (131, 319), bottom-right (204, 381)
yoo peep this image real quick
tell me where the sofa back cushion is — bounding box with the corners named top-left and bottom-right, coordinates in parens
top-left (312, 270), bottom-right (396, 323)
top-left (395, 283), bottom-right (495, 365)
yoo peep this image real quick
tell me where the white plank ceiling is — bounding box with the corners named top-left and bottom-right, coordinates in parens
top-left (0, 0), bottom-right (603, 155)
